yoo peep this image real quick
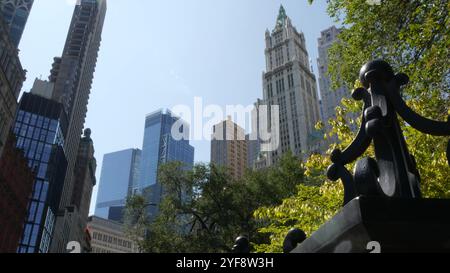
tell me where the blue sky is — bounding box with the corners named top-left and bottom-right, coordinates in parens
top-left (18, 0), bottom-right (336, 213)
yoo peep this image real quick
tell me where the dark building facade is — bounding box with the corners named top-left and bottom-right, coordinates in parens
top-left (71, 128), bottom-right (96, 225)
top-left (0, 0), bottom-right (34, 47)
top-left (49, 0), bottom-right (106, 253)
top-left (0, 133), bottom-right (34, 253)
top-left (13, 92), bottom-right (68, 253)
top-left (0, 14), bottom-right (26, 158)
top-left (107, 206), bottom-right (125, 223)
top-left (66, 128), bottom-right (97, 253)
top-left (0, 0), bottom-right (31, 253)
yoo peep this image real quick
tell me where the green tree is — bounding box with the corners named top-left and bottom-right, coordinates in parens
top-left (254, 0), bottom-right (449, 252)
top-left (326, 0), bottom-right (449, 198)
top-left (124, 152), bottom-right (306, 253)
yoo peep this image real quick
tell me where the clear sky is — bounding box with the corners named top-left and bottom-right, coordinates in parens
top-left (18, 0), bottom-right (336, 214)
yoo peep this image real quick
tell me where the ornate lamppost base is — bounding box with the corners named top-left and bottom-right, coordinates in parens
top-left (292, 197), bottom-right (450, 253)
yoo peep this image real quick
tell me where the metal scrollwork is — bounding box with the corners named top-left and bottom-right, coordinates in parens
top-left (327, 60), bottom-right (450, 205)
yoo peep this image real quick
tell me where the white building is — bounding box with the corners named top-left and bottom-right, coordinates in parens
top-left (317, 26), bottom-right (357, 144)
top-left (260, 5), bottom-right (321, 166)
top-left (87, 216), bottom-right (139, 253)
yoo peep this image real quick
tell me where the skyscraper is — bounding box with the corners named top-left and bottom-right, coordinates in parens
top-left (260, 5), bottom-right (321, 166)
top-left (139, 109), bottom-right (194, 219)
top-left (317, 26), bottom-right (356, 138)
top-left (13, 91), bottom-right (69, 253)
top-left (49, 0), bottom-right (106, 253)
top-left (95, 149), bottom-right (141, 222)
top-left (0, 0), bottom-right (34, 47)
top-left (211, 117), bottom-right (248, 180)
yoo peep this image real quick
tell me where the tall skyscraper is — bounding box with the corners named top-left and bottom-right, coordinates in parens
top-left (211, 117), bottom-right (248, 180)
top-left (317, 26), bottom-right (356, 137)
top-left (260, 5), bottom-right (321, 166)
top-left (13, 91), bottom-right (69, 253)
top-left (49, 0), bottom-right (106, 253)
top-left (95, 149), bottom-right (141, 222)
top-left (139, 109), bottom-right (194, 219)
top-left (0, 0), bottom-right (34, 47)
top-left (0, 15), bottom-right (26, 157)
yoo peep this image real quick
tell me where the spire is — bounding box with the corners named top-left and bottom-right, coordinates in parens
top-left (276, 4), bottom-right (288, 28)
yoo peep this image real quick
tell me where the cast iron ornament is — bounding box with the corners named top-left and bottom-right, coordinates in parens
top-left (327, 60), bottom-right (450, 205)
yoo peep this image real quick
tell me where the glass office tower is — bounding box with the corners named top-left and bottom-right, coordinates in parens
top-left (0, 0), bottom-right (34, 47)
top-left (139, 110), bottom-right (194, 218)
top-left (95, 149), bottom-right (141, 221)
top-left (13, 93), bottom-right (68, 253)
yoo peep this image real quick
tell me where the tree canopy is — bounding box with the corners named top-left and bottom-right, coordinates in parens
top-left (125, 152), bottom-right (306, 253)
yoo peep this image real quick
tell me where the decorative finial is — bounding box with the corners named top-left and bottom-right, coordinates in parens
top-left (359, 59), bottom-right (395, 88)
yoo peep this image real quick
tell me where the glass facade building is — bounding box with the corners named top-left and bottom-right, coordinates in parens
top-left (13, 93), bottom-right (68, 253)
top-left (95, 149), bottom-right (141, 221)
top-left (139, 110), bottom-right (194, 217)
top-left (0, 0), bottom-right (34, 47)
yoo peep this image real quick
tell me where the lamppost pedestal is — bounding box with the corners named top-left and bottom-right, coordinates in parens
top-left (292, 197), bottom-right (450, 253)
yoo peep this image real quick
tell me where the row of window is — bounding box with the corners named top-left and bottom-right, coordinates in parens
top-left (39, 209), bottom-right (55, 253)
top-left (274, 46), bottom-right (285, 67)
top-left (20, 223), bottom-right (39, 249)
top-left (19, 207), bottom-right (54, 253)
top-left (274, 32), bottom-right (283, 45)
top-left (91, 247), bottom-right (116, 254)
top-left (289, 93), bottom-right (302, 151)
top-left (17, 111), bottom-right (59, 132)
top-left (92, 232), bottom-right (132, 249)
top-left (267, 70), bottom-right (297, 99)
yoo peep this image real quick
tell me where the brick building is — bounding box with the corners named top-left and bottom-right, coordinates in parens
top-left (0, 134), bottom-right (34, 252)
